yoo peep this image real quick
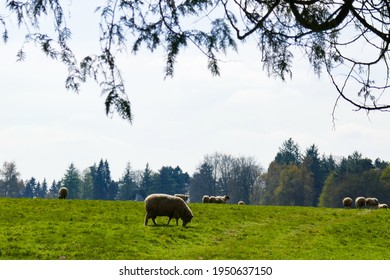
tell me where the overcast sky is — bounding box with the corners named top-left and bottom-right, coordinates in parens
top-left (1, 2), bottom-right (390, 184)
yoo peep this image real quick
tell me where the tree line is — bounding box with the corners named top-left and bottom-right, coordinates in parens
top-left (1, 138), bottom-right (390, 207)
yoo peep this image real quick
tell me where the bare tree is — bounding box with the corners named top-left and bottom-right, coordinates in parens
top-left (0, 161), bottom-right (24, 197)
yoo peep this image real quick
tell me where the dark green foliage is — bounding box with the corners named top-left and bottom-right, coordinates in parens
top-left (155, 166), bottom-right (190, 195)
top-left (117, 163), bottom-right (138, 200)
top-left (274, 138), bottom-right (301, 165)
top-left (189, 162), bottom-right (215, 202)
top-left (23, 177), bottom-right (36, 198)
top-left (319, 153), bottom-right (390, 208)
top-left (139, 163), bottom-right (155, 196)
top-left (62, 163), bottom-right (81, 199)
top-left (91, 159), bottom-right (117, 200)
top-left (3, 0), bottom-right (388, 120)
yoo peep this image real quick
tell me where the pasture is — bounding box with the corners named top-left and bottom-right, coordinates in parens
top-left (0, 198), bottom-right (389, 259)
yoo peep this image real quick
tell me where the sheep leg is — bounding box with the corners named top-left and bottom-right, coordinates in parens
top-left (167, 216), bottom-right (172, 225)
top-left (144, 214), bottom-right (149, 226)
top-left (176, 218), bottom-right (179, 226)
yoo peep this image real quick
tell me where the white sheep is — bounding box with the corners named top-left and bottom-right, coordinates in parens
top-left (365, 197), bottom-right (379, 209)
top-left (342, 197), bottom-right (353, 208)
top-left (378, 203), bottom-right (388, 209)
top-left (238, 201), bottom-right (245, 205)
top-left (355, 197), bottom-right (366, 208)
top-left (144, 193), bottom-right (193, 227)
top-left (58, 187), bottom-right (68, 199)
top-left (209, 196), bottom-right (216, 203)
top-left (213, 195), bottom-right (230, 204)
top-left (174, 194), bottom-right (189, 202)
top-left (202, 195), bottom-right (210, 203)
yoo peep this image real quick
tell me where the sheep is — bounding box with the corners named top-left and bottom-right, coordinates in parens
top-left (342, 197), bottom-right (353, 208)
top-left (378, 203), bottom-right (388, 209)
top-left (209, 196), bottom-right (216, 203)
top-left (174, 194), bottom-right (189, 202)
top-left (365, 197), bottom-right (379, 209)
top-left (213, 195), bottom-right (230, 204)
top-left (58, 187), bottom-right (68, 199)
top-left (202, 195), bottom-right (210, 203)
top-left (238, 201), bottom-right (245, 205)
top-left (144, 194), bottom-right (193, 227)
top-left (355, 196), bottom-right (366, 208)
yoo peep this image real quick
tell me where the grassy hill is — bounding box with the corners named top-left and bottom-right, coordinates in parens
top-left (0, 198), bottom-right (389, 260)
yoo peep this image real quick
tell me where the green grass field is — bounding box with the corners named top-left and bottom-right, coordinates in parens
top-left (0, 198), bottom-right (389, 260)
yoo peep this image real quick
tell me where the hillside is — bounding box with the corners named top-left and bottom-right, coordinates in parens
top-left (0, 198), bottom-right (389, 260)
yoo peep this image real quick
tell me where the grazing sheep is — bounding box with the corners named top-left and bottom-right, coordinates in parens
top-left (355, 197), bottom-right (366, 208)
top-left (213, 195), bottom-right (230, 204)
top-left (174, 194), bottom-right (189, 202)
top-left (58, 187), bottom-right (68, 199)
top-left (342, 197), bottom-right (353, 208)
top-left (378, 203), bottom-right (388, 209)
top-left (365, 197), bottom-right (379, 209)
top-left (202, 195), bottom-right (210, 203)
top-left (238, 201), bottom-right (245, 205)
top-left (209, 196), bottom-right (216, 203)
top-left (144, 194), bottom-right (193, 227)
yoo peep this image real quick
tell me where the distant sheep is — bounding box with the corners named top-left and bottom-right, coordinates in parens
top-left (378, 203), bottom-right (388, 209)
top-left (144, 194), bottom-right (193, 227)
top-left (213, 195), bottom-right (230, 204)
top-left (202, 195), bottom-right (210, 203)
top-left (238, 201), bottom-right (245, 205)
top-left (209, 196), bottom-right (216, 203)
top-left (355, 197), bottom-right (366, 208)
top-left (365, 197), bottom-right (379, 209)
top-left (342, 197), bottom-right (353, 208)
top-left (58, 187), bottom-right (68, 199)
top-left (174, 194), bottom-right (189, 202)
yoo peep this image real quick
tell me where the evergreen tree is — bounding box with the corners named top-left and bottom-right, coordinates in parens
top-left (36, 178), bottom-right (48, 198)
top-left (62, 163), bottom-right (81, 199)
top-left (302, 145), bottom-right (322, 206)
top-left (156, 166), bottom-right (177, 194)
top-left (23, 177), bottom-right (36, 198)
top-left (172, 166), bottom-right (190, 195)
top-left (48, 180), bottom-right (61, 199)
top-left (117, 163), bottom-right (138, 200)
top-left (140, 163), bottom-right (155, 196)
top-left (274, 138), bottom-right (301, 165)
top-left (91, 159), bottom-right (117, 200)
top-left (80, 169), bottom-right (94, 200)
top-left (189, 162), bottom-right (215, 203)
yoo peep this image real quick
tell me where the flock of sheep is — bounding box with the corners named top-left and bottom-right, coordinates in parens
top-left (342, 196), bottom-right (388, 209)
top-left (201, 195), bottom-right (230, 204)
top-left (144, 193), bottom-right (238, 227)
top-left (57, 187), bottom-right (388, 228)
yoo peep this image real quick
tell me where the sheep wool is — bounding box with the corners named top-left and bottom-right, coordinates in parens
top-left (174, 194), bottom-right (189, 202)
top-left (213, 195), bottom-right (230, 204)
top-left (58, 187), bottom-right (68, 199)
top-left (378, 203), bottom-right (388, 209)
top-left (355, 197), bottom-right (366, 208)
top-left (144, 194), bottom-right (193, 227)
top-left (238, 201), bottom-right (245, 205)
top-left (342, 197), bottom-right (353, 208)
top-left (202, 195), bottom-right (210, 203)
top-left (365, 197), bottom-right (379, 209)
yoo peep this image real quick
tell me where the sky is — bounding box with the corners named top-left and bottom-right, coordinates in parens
top-left (1, 2), bottom-right (390, 184)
